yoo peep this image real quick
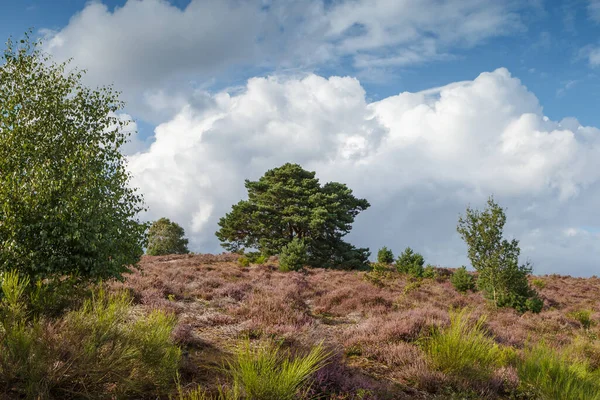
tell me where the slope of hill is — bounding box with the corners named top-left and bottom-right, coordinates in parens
top-left (112, 254), bottom-right (600, 399)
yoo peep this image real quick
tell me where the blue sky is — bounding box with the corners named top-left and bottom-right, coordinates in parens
top-left (2, 0), bottom-right (600, 275)
top-left (3, 0), bottom-right (600, 127)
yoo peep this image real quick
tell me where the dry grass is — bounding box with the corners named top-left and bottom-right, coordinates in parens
top-left (109, 254), bottom-right (600, 399)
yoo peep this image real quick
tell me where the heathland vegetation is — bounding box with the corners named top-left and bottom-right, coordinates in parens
top-left (2, 34), bottom-right (600, 399)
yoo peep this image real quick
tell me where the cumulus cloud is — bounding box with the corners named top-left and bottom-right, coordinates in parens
top-left (127, 68), bottom-right (600, 276)
top-left (42, 0), bottom-right (529, 120)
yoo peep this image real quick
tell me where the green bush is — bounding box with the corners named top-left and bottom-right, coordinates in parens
top-left (245, 252), bottom-right (268, 264)
top-left (238, 256), bottom-right (250, 267)
top-left (371, 262), bottom-right (390, 273)
top-left (227, 340), bottom-right (331, 400)
top-left (518, 342), bottom-right (600, 399)
top-left (279, 238), bottom-right (308, 272)
top-left (377, 247), bottom-right (394, 264)
top-left (396, 247), bottom-right (425, 278)
top-left (496, 291), bottom-right (543, 314)
top-left (525, 295), bottom-right (544, 314)
top-left (451, 267), bottom-right (476, 293)
top-left (0, 274), bottom-right (181, 398)
top-left (53, 288), bottom-right (181, 397)
top-left (532, 278), bottom-right (546, 290)
top-left (423, 264), bottom-right (437, 279)
top-left (568, 310), bottom-right (594, 330)
top-left (424, 309), bottom-right (502, 382)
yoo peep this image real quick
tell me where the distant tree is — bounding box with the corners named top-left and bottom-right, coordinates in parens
top-left (396, 247), bottom-right (425, 278)
top-left (451, 266), bottom-right (476, 293)
top-left (216, 163), bottom-right (370, 269)
top-left (0, 33), bottom-right (146, 284)
top-left (377, 247), bottom-right (394, 264)
top-left (146, 218), bottom-right (189, 256)
top-left (457, 196), bottom-right (540, 312)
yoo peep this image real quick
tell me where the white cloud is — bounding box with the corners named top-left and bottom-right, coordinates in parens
top-left (41, 0), bottom-right (530, 120)
top-left (325, 0), bottom-right (524, 67)
top-left (42, 0), bottom-right (266, 121)
top-left (127, 68), bottom-right (600, 276)
top-left (589, 47), bottom-right (600, 67)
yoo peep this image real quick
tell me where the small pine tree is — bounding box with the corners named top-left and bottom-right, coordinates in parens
top-left (451, 266), bottom-right (476, 293)
top-left (396, 247), bottom-right (425, 278)
top-left (423, 264), bottom-right (437, 280)
top-left (279, 238), bottom-right (307, 272)
top-left (146, 218), bottom-right (189, 256)
top-left (377, 247), bottom-right (394, 264)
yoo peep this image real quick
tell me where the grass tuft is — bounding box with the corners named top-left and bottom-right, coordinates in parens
top-left (228, 340), bottom-right (331, 400)
top-left (423, 308), bottom-right (502, 382)
top-left (518, 341), bottom-right (600, 399)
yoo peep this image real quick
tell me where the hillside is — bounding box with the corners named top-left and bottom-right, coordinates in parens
top-left (111, 254), bottom-right (600, 399)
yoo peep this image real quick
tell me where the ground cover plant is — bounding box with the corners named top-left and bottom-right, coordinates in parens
top-left (0, 271), bottom-right (181, 399)
top-left (105, 253), bottom-right (600, 399)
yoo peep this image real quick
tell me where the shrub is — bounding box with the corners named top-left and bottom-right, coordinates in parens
top-left (423, 309), bottom-right (502, 382)
top-left (254, 255), bottom-right (267, 264)
top-left (279, 238), bottom-right (308, 272)
top-left (423, 264), bottom-right (437, 280)
top-left (396, 247), bottom-right (425, 278)
top-left (377, 247), bottom-right (394, 264)
top-left (518, 342), bottom-right (600, 399)
top-left (525, 295), bottom-right (544, 314)
top-left (146, 217), bottom-right (190, 256)
top-left (371, 262), bottom-right (389, 273)
top-left (568, 310), bottom-right (594, 330)
top-left (227, 340), bottom-right (331, 400)
top-left (532, 278), bottom-right (546, 290)
top-left (51, 289), bottom-right (181, 397)
top-left (0, 275), bottom-right (181, 398)
top-left (496, 291), bottom-right (543, 314)
top-left (403, 280), bottom-right (422, 295)
top-left (245, 252), bottom-right (267, 264)
top-left (451, 267), bottom-right (476, 293)
top-left (238, 256), bottom-right (250, 267)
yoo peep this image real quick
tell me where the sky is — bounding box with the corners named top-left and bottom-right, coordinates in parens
top-left (1, 0), bottom-right (600, 276)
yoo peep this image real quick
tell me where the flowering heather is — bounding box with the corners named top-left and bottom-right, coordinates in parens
top-left (110, 254), bottom-right (600, 399)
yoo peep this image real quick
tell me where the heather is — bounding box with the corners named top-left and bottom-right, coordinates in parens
top-left (100, 253), bottom-right (600, 399)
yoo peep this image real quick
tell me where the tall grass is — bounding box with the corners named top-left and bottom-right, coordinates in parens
top-left (0, 271), bottom-right (181, 398)
top-left (175, 340), bottom-right (331, 400)
top-left (568, 309), bottom-right (594, 330)
top-left (229, 340), bottom-right (331, 400)
top-left (423, 308), bottom-right (502, 382)
top-left (51, 287), bottom-right (182, 397)
top-left (518, 342), bottom-right (600, 400)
